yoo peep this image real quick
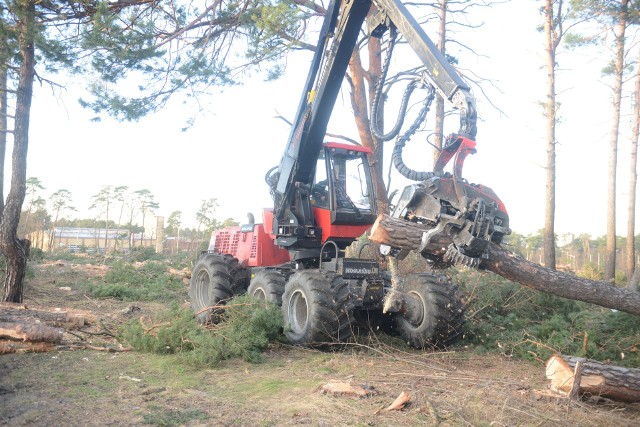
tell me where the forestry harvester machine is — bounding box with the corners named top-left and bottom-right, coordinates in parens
top-left (189, 0), bottom-right (510, 348)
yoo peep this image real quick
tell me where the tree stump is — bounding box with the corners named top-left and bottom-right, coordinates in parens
top-left (546, 354), bottom-right (640, 402)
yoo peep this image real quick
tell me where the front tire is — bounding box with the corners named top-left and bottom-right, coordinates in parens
top-left (247, 270), bottom-right (285, 305)
top-left (282, 271), bottom-right (353, 346)
top-left (189, 253), bottom-right (248, 324)
top-left (394, 273), bottom-right (465, 348)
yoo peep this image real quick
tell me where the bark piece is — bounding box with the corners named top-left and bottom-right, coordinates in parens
top-left (0, 320), bottom-right (63, 342)
top-left (369, 214), bottom-right (640, 316)
top-left (545, 354), bottom-right (640, 403)
top-left (0, 340), bottom-right (56, 354)
top-left (383, 391), bottom-right (411, 411)
top-left (568, 361), bottom-right (583, 401)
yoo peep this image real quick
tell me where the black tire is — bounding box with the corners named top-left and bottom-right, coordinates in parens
top-left (220, 254), bottom-right (251, 294)
top-left (394, 273), bottom-right (465, 348)
top-left (247, 270), bottom-right (285, 305)
top-left (282, 271), bottom-right (353, 346)
top-left (189, 253), bottom-right (248, 324)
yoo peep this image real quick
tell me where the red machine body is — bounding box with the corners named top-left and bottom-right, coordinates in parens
top-left (312, 207), bottom-right (372, 244)
top-left (208, 209), bottom-right (291, 267)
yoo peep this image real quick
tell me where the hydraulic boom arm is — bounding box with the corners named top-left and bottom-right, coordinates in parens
top-left (267, 0), bottom-right (485, 261)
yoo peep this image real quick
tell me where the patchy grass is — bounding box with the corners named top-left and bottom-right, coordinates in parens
top-left (2, 337), bottom-right (639, 426)
top-left (3, 255), bottom-right (639, 426)
top-left (81, 261), bottom-right (187, 302)
top-left (453, 268), bottom-right (640, 366)
top-left (142, 406), bottom-right (209, 426)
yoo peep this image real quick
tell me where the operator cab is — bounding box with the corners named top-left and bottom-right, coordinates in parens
top-left (311, 142), bottom-right (377, 246)
top-left (273, 141), bottom-right (377, 254)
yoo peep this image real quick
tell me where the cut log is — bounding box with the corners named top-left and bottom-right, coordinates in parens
top-left (0, 340), bottom-right (57, 354)
top-left (0, 303), bottom-right (88, 328)
top-left (545, 354), bottom-right (640, 403)
top-left (369, 214), bottom-right (640, 316)
top-left (0, 320), bottom-right (64, 343)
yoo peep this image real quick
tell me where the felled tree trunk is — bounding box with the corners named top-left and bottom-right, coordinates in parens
top-left (0, 340), bottom-right (56, 354)
top-left (0, 303), bottom-right (87, 328)
top-left (0, 319), bottom-right (63, 342)
top-left (369, 214), bottom-right (640, 316)
top-left (0, 304), bottom-right (90, 353)
top-left (546, 354), bottom-right (640, 402)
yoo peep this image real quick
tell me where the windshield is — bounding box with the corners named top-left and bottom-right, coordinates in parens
top-left (312, 146), bottom-right (374, 214)
top-left (343, 156), bottom-right (371, 210)
top-left (329, 151), bottom-right (372, 213)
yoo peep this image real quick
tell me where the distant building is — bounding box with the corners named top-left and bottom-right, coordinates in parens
top-left (32, 227), bottom-right (155, 253)
top-left (26, 216), bottom-right (210, 254)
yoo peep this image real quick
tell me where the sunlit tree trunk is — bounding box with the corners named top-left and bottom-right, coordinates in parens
top-left (104, 200), bottom-right (110, 255)
top-left (348, 35), bottom-right (389, 214)
top-left (627, 44), bottom-right (640, 280)
top-left (0, 60), bottom-right (6, 214)
top-left (0, 0), bottom-right (35, 303)
top-left (543, 0), bottom-right (559, 270)
top-left (605, 0), bottom-right (629, 281)
top-left (433, 0), bottom-right (447, 166)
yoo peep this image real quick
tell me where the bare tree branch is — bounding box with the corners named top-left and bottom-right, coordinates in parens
top-left (273, 112), bottom-right (360, 145)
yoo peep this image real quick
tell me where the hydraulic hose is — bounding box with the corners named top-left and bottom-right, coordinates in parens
top-left (391, 86), bottom-right (438, 181)
top-left (370, 26), bottom-right (417, 142)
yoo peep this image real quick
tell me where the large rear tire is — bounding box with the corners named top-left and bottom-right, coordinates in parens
top-left (220, 254), bottom-right (251, 294)
top-left (394, 273), bottom-right (465, 348)
top-left (282, 271), bottom-right (353, 346)
top-left (247, 270), bottom-right (285, 305)
top-left (189, 253), bottom-right (248, 324)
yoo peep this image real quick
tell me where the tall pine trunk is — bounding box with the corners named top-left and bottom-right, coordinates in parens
top-left (433, 0), bottom-right (447, 166)
top-left (0, 0), bottom-right (35, 303)
top-left (0, 59), bottom-right (6, 213)
top-left (104, 200), bottom-right (110, 255)
top-left (627, 44), bottom-right (640, 279)
top-left (543, 0), bottom-right (558, 270)
top-left (348, 33), bottom-right (389, 215)
top-left (604, 0), bottom-right (629, 281)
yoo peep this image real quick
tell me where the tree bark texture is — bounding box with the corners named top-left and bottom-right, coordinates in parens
top-left (0, 303), bottom-right (92, 353)
top-left (0, 62), bottom-right (7, 212)
top-left (546, 354), bottom-right (640, 403)
top-left (630, 267), bottom-right (640, 292)
top-left (432, 0), bottom-right (447, 167)
top-left (0, 1), bottom-right (35, 303)
top-left (627, 44), bottom-right (640, 279)
top-left (605, 0), bottom-right (629, 281)
top-left (348, 45), bottom-right (389, 214)
top-left (543, 0), bottom-right (558, 270)
top-left (0, 320), bottom-right (63, 342)
top-left (369, 214), bottom-right (640, 315)
top-left (0, 303), bottom-right (87, 328)
top-left (0, 340), bottom-right (56, 354)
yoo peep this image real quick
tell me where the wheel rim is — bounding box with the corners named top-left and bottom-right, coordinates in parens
top-left (403, 291), bottom-right (426, 329)
top-left (251, 286), bottom-right (267, 301)
top-left (288, 289), bottom-right (308, 334)
top-left (195, 270), bottom-right (211, 309)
